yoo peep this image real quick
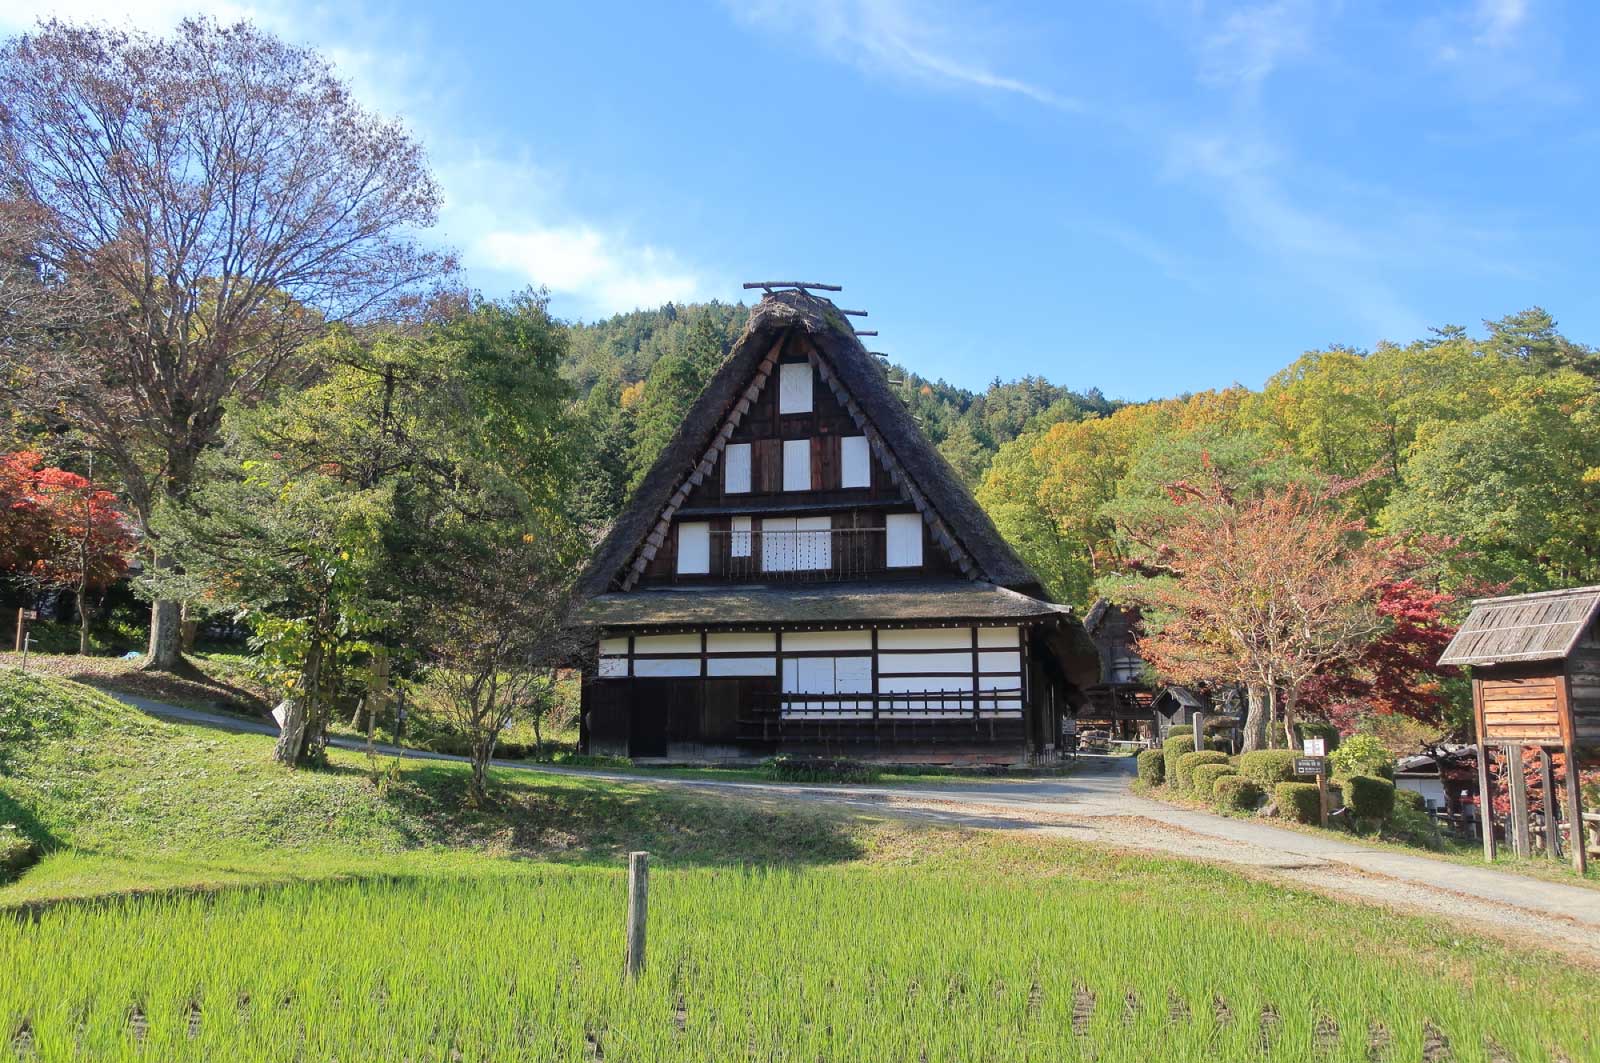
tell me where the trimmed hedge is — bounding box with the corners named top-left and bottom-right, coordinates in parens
top-left (762, 756), bottom-right (881, 784)
top-left (1275, 782), bottom-right (1321, 824)
top-left (1176, 750), bottom-right (1228, 793)
top-left (1240, 749), bottom-right (1307, 788)
top-left (1162, 732), bottom-right (1196, 787)
top-left (1295, 720), bottom-right (1340, 752)
top-left (1136, 749), bottom-right (1165, 787)
top-left (1191, 762), bottom-right (1235, 798)
top-left (1393, 788), bottom-right (1427, 813)
top-left (1345, 774), bottom-right (1396, 822)
top-left (1213, 775), bottom-right (1262, 813)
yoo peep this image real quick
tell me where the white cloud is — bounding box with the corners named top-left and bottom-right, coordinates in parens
top-left (1198, 1), bottom-right (1312, 90)
top-left (730, 0), bottom-right (1082, 111)
top-left (1475, 0), bottom-right (1528, 46)
top-left (474, 227), bottom-right (704, 312)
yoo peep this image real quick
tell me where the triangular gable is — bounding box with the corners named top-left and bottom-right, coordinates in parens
top-left (576, 290), bottom-right (1046, 598)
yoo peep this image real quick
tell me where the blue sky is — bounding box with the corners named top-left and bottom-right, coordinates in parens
top-left (4, 1), bottom-right (1594, 398)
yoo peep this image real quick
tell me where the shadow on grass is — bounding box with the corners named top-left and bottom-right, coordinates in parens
top-left (379, 760), bottom-right (868, 868)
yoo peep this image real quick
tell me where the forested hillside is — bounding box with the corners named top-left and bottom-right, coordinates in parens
top-left (562, 303), bottom-right (1599, 615)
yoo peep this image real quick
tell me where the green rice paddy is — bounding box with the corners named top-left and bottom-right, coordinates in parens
top-left (4, 864), bottom-right (1592, 1062)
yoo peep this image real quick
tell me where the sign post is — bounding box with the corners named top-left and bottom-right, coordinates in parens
top-left (1296, 754), bottom-right (1330, 828)
top-left (14, 608), bottom-right (37, 653)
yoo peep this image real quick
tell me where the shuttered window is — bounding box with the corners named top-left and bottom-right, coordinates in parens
top-left (676, 521), bottom-right (710, 575)
top-left (783, 439), bottom-right (810, 492)
top-left (886, 513), bottom-right (923, 568)
top-left (778, 362), bottom-right (813, 414)
top-left (730, 515), bottom-right (752, 558)
top-left (724, 443), bottom-right (751, 494)
top-left (841, 435), bottom-right (870, 488)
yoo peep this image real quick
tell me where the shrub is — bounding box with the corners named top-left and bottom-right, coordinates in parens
top-left (1136, 749), bottom-right (1165, 787)
top-left (762, 756), bottom-right (880, 784)
top-left (1295, 720), bottom-right (1340, 752)
top-left (1176, 750), bottom-right (1228, 793)
top-left (1213, 775), bottom-right (1262, 813)
top-left (1191, 762), bottom-right (1235, 798)
top-left (1162, 732), bottom-right (1196, 787)
top-left (1393, 788), bottom-right (1427, 813)
top-left (1344, 774), bottom-right (1396, 823)
top-left (1384, 797), bottom-right (1443, 850)
top-left (0, 827), bottom-right (37, 884)
top-left (1240, 750), bottom-right (1306, 788)
top-left (1328, 734), bottom-right (1394, 781)
top-left (1275, 782), bottom-right (1321, 824)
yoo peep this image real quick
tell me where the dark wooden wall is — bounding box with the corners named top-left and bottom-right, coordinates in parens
top-left (1568, 619), bottom-right (1600, 746)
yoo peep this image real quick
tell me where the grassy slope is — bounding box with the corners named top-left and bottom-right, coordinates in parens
top-left (1, 669), bottom-right (1597, 1060)
top-left (0, 669), bottom-right (864, 905)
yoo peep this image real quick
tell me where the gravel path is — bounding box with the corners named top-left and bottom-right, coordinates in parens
top-left (117, 693), bottom-right (1600, 962)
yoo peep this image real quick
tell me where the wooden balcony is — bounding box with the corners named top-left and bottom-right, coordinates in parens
top-left (682, 526), bottom-right (890, 583)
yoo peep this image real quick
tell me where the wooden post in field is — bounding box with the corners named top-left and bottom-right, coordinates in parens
top-left (1538, 749), bottom-right (1559, 859)
top-left (1192, 711), bottom-right (1206, 751)
top-left (14, 607), bottom-right (26, 652)
top-left (1317, 766), bottom-right (1330, 829)
top-left (1563, 743), bottom-right (1588, 876)
top-left (625, 851), bottom-right (649, 979)
top-left (1506, 743), bottom-right (1531, 859)
top-left (1475, 742), bottom-right (1496, 861)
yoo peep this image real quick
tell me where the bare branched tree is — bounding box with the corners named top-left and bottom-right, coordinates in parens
top-left (0, 18), bottom-right (450, 669)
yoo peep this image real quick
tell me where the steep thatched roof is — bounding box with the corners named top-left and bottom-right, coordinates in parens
top-left (580, 580), bottom-right (1071, 629)
top-left (576, 289), bottom-right (1044, 598)
top-left (1438, 585), bottom-right (1600, 666)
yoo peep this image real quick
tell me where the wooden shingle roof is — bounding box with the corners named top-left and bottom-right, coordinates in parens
top-left (1437, 586), bottom-right (1600, 666)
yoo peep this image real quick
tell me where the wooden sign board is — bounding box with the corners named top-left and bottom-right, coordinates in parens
top-left (1294, 756), bottom-right (1326, 777)
top-left (1302, 737), bottom-right (1326, 757)
top-left (20, 610), bottom-right (37, 621)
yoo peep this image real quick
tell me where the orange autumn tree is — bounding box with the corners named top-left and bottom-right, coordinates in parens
top-left (1113, 461), bottom-right (1396, 751)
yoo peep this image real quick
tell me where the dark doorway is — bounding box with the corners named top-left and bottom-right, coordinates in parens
top-left (628, 679), bottom-right (673, 757)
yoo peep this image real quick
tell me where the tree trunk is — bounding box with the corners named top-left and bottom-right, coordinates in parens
top-left (273, 695), bottom-right (309, 766)
top-left (76, 584), bottom-right (91, 656)
top-left (353, 646), bottom-right (390, 730)
top-left (1241, 684), bottom-right (1270, 752)
top-left (179, 601), bottom-right (198, 653)
top-left (1281, 690), bottom-right (1301, 750)
top-left (272, 640), bottom-right (326, 767)
top-left (145, 597), bottom-right (183, 670)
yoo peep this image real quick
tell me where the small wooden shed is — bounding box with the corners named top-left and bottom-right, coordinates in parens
top-left (1439, 585), bottom-right (1600, 872)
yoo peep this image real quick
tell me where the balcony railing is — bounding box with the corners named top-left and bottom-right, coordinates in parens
top-left (686, 526), bottom-right (888, 582)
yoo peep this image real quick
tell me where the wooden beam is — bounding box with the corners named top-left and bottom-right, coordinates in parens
top-left (1507, 742), bottom-right (1531, 858)
top-left (1539, 748), bottom-right (1559, 859)
top-left (1473, 681), bottom-right (1497, 861)
top-left (1563, 740), bottom-right (1588, 875)
top-left (742, 281), bottom-right (842, 291)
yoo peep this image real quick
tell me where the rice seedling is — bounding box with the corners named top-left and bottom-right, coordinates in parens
top-left (2, 864), bottom-right (1591, 1062)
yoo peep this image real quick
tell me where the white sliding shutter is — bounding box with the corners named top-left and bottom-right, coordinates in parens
top-left (730, 515), bottom-right (752, 558)
top-left (778, 362), bottom-right (813, 414)
top-left (783, 439), bottom-right (811, 492)
top-left (676, 521), bottom-right (710, 575)
top-left (762, 517), bottom-right (797, 571)
top-left (724, 443), bottom-right (751, 494)
top-left (841, 435), bottom-right (871, 488)
top-left (886, 513), bottom-right (924, 568)
top-left (796, 515), bottom-right (831, 570)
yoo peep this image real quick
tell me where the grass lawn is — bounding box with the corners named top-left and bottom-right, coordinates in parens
top-left (2, 670), bottom-right (1596, 1061)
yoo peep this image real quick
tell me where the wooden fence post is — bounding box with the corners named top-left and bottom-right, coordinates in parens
top-left (1538, 749), bottom-right (1559, 860)
top-left (1506, 743), bottom-right (1531, 859)
top-left (625, 851), bottom-right (649, 979)
top-left (14, 608), bottom-right (25, 653)
top-left (1476, 742), bottom-right (1496, 862)
top-left (1563, 744), bottom-right (1588, 877)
